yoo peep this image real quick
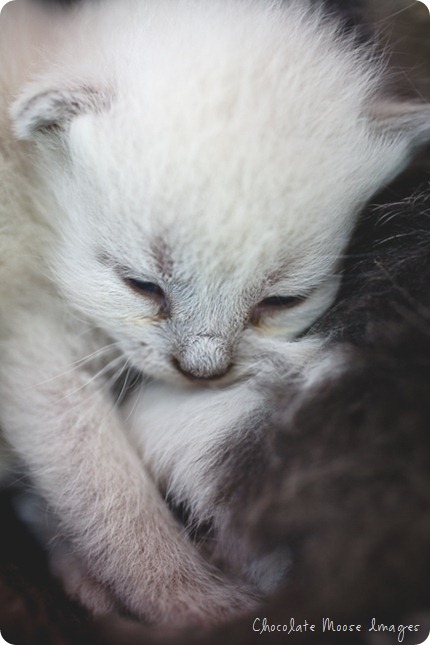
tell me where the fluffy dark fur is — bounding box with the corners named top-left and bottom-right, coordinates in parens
top-left (0, 490), bottom-right (91, 645)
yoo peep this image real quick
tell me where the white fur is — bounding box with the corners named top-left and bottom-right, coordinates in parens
top-left (1, 0), bottom-right (430, 625)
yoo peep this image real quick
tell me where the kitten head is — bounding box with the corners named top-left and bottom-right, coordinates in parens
top-left (11, 0), bottom-right (430, 384)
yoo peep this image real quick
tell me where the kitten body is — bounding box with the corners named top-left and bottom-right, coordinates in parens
top-left (1, 0), bottom-right (429, 624)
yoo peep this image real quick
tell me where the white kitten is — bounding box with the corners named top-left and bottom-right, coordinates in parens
top-left (0, 0), bottom-right (429, 626)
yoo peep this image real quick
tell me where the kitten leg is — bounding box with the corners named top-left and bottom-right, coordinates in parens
top-left (0, 310), bottom-right (254, 625)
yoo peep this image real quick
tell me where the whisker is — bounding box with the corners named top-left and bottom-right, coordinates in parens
top-left (104, 355), bottom-right (135, 403)
top-left (24, 342), bottom-right (122, 391)
top-left (121, 377), bottom-right (147, 423)
top-left (112, 361), bottom-right (135, 408)
top-left (43, 354), bottom-right (127, 411)
top-left (374, 2), bottom-right (418, 23)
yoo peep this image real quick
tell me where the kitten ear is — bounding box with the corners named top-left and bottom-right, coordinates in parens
top-left (11, 85), bottom-right (110, 140)
top-left (371, 99), bottom-right (430, 150)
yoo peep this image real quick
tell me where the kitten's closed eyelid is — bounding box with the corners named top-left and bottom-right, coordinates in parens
top-left (125, 277), bottom-right (168, 307)
top-left (258, 295), bottom-right (304, 308)
top-left (251, 294), bottom-right (305, 324)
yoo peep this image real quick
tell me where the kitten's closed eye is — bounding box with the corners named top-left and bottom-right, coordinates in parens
top-left (258, 295), bottom-right (303, 309)
top-left (125, 278), bottom-right (168, 308)
top-left (251, 294), bottom-right (304, 325)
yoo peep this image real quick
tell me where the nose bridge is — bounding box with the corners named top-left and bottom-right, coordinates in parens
top-left (170, 286), bottom-right (242, 378)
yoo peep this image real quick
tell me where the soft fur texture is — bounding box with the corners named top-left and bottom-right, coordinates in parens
top-left (1, 0), bottom-right (430, 634)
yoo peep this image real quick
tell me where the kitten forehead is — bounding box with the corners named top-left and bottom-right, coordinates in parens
top-left (76, 1), bottom-right (382, 196)
top-left (74, 101), bottom-right (380, 284)
top-left (63, 1), bottom-right (393, 270)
